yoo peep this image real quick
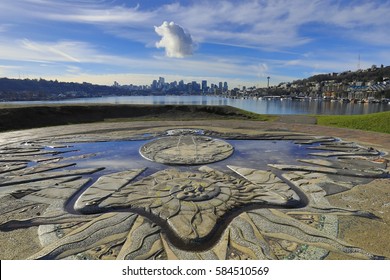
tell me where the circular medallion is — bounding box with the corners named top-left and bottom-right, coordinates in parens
top-left (139, 135), bottom-right (234, 165)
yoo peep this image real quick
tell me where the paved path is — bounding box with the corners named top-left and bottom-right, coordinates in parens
top-left (277, 115), bottom-right (317, 125)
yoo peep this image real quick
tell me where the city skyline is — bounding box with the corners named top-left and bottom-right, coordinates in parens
top-left (148, 77), bottom-right (228, 91)
top-left (1, 1), bottom-right (390, 88)
top-left (114, 76), bottom-right (230, 94)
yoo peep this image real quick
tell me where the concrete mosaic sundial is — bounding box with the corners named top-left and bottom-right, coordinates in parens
top-left (140, 135), bottom-right (234, 164)
top-left (0, 127), bottom-right (388, 260)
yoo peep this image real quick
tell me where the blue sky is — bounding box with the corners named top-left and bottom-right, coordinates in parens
top-left (1, 0), bottom-right (390, 88)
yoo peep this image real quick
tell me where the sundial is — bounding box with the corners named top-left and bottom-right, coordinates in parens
top-left (139, 135), bottom-right (234, 164)
top-left (0, 128), bottom-right (388, 260)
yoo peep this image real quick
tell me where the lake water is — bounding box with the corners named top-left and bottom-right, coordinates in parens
top-left (4, 95), bottom-right (390, 115)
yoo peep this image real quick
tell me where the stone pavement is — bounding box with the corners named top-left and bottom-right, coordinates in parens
top-left (1, 119), bottom-right (389, 151)
top-left (0, 120), bottom-right (389, 260)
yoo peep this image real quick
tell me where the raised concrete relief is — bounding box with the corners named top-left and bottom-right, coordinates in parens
top-left (0, 128), bottom-right (388, 260)
top-left (140, 135), bottom-right (234, 164)
top-left (74, 166), bottom-right (301, 244)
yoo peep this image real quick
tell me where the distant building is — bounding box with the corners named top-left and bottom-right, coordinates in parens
top-left (223, 82), bottom-right (228, 92)
top-left (158, 77), bottom-right (165, 89)
top-left (192, 81), bottom-right (201, 93)
top-left (151, 80), bottom-right (158, 90)
top-left (178, 80), bottom-right (184, 90)
top-left (202, 80), bottom-right (208, 93)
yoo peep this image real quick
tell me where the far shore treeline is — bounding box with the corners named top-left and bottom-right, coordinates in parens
top-left (1, 64), bottom-right (390, 102)
top-left (0, 78), bottom-right (135, 101)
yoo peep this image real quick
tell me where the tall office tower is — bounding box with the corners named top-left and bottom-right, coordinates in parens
top-left (151, 80), bottom-right (158, 90)
top-left (219, 82), bottom-right (223, 90)
top-left (202, 80), bottom-right (208, 93)
top-left (158, 77), bottom-right (165, 88)
top-left (192, 81), bottom-right (200, 93)
top-left (223, 81), bottom-right (228, 91)
top-left (178, 80), bottom-right (184, 90)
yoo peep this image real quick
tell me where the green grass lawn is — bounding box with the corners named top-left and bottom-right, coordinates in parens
top-left (316, 111), bottom-right (390, 134)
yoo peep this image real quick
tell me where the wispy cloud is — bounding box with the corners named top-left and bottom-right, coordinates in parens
top-left (0, 24), bottom-right (12, 33)
top-left (0, 39), bottom-right (96, 63)
top-left (4, 1), bottom-right (390, 48)
top-left (21, 39), bottom-right (81, 63)
top-left (44, 4), bottom-right (155, 25)
top-left (0, 35), bottom-right (286, 87)
top-left (1, 1), bottom-right (389, 87)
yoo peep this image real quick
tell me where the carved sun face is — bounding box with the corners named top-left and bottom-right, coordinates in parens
top-left (168, 178), bottom-right (221, 201)
top-left (74, 166), bottom-right (301, 242)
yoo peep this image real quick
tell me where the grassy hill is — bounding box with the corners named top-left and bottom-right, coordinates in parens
top-left (316, 111), bottom-right (390, 134)
top-left (0, 104), bottom-right (274, 132)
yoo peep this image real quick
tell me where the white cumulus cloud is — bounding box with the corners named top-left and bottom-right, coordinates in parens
top-left (155, 21), bottom-right (194, 58)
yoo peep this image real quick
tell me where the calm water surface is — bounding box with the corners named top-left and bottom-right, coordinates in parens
top-left (57, 139), bottom-right (315, 178)
top-left (4, 95), bottom-right (390, 115)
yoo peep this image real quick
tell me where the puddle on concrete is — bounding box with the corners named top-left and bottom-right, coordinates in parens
top-left (56, 139), bottom-right (317, 216)
top-left (54, 139), bottom-right (317, 181)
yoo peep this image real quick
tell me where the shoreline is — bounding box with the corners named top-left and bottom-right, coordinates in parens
top-left (1, 103), bottom-right (390, 136)
top-left (0, 104), bottom-right (273, 132)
